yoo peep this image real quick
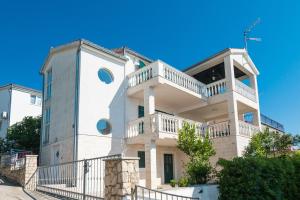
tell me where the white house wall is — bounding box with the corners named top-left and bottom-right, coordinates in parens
top-left (76, 49), bottom-right (126, 160)
top-left (10, 89), bottom-right (41, 125)
top-left (40, 48), bottom-right (77, 165)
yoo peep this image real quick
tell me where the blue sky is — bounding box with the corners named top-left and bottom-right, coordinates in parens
top-left (0, 0), bottom-right (299, 134)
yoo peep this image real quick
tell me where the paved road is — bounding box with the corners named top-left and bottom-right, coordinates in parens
top-left (0, 176), bottom-right (59, 200)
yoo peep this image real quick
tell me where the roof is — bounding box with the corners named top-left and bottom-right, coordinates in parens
top-left (40, 39), bottom-right (128, 74)
top-left (112, 46), bottom-right (153, 63)
top-left (0, 84), bottom-right (42, 95)
top-left (184, 48), bottom-right (259, 75)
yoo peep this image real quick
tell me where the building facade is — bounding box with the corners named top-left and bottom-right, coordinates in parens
top-left (40, 39), bottom-right (262, 189)
top-left (0, 84), bottom-right (42, 138)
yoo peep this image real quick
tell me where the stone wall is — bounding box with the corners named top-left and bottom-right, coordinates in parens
top-left (104, 157), bottom-right (139, 200)
top-left (0, 155), bottom-right (38, 187)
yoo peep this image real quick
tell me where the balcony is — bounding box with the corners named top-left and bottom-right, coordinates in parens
top-left (235, 79), bottom-right (256, 102)
top-left (238, 120), bottom-right (260, 137)
top-left (126, 113), bottom-right (232, 145)
top-left (128, 61), bottom-right (207, 96)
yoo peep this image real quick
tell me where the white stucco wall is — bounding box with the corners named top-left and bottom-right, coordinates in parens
top-left (76, 48), bottom-right (127, 160)
top-left (10, 89), bottom-right (42, 125)
top-left (0, 87), bottom-right (41, 139)
top-left (40, 48), bottom-right (77, 165)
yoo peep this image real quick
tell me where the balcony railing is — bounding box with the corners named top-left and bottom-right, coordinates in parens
top-left (206, 79), bottom-right (227, 97)
top-left (126, 113), bottom-right (231, 139)
top-left (239, 120), bottom-right (260, 137)
top-left (235, 79), bottom-right (256, 102)
top-left (128, 61), bottom-right (207, 97)
top-left (126, 117), bottom-right (145, 138)
top-left (151, 113), bottom-right (205, 136)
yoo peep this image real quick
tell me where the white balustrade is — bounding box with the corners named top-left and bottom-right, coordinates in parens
top-left (208, 121), bottom-right (231, 138)
top-left (126, 117), bottom-right (145, 138)
top-left (239, 120), bottom-right (260, 137)
top-left (206, 79), bottom-right (227, 97)
top-left (128, 61), bottom-right (206, 96)
top-left (235, 79), bottom-right (256, 102)
top-left (127, 112), bottom-right (234, 139)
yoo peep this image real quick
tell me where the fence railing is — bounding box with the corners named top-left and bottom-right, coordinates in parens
top-left (132, 185), bottom-right (199, 200)
top-left (25, 154), bottom-right (121, 200)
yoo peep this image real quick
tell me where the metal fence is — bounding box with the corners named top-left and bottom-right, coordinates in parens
top-left (132, 185), bottom-right (199, 200)
top-left (26, 154), bottom-right (121, 200)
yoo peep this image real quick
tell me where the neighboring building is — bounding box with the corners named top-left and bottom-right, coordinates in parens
top-left (0, 84), bottom-right (42, 138)
top-left (40, 39), bottom-right (261, 189)
top-left (260, 114), bottom-right (285, 133)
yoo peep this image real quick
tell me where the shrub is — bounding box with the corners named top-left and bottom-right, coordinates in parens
top-left (178, 177), bottom-right (189, 187)
top-left (170, 179), bottom-right (177, 187)
top-left (177, 123), bottom-right (215, 184)
top-left (217, 154), bottom-right (300, 200)
top-left (186, 159), bottom-right (213, 184)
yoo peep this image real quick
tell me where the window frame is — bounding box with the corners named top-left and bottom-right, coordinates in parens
top-left (137, 151), bottom-right (145, 168)
top-left (98, 68), bottom-right (114, 84)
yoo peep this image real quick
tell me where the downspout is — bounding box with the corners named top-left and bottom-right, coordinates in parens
top-left (7, 85), bottom-right (12, 135)
top-left (39, 75), bottom-right (45, 165)
top-left (73, 41), bottom-right (82, 161)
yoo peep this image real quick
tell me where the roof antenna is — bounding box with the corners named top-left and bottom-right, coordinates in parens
top-left (244, 18), bottom-right (262, 52)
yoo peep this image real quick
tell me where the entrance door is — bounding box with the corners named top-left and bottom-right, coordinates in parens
top-left (164, 154), bottom-right (174, 183)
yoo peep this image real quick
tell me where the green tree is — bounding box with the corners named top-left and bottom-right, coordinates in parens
top-left (245, 128), bottom-right (293, 157)
top-left (177, 122), bottom-right (215, 184)
top-left (6, 116), bottom-right (41, 154)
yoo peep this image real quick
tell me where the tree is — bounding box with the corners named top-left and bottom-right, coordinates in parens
top-left (245, 128), bottom-right (293, 157)
top-left (6, 116), bottom-right (41, 154)
top-left (177, 122), bottom-right (215, 184)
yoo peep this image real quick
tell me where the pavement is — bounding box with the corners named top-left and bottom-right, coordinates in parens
top-left (0, 176), bottom-right (59, 200)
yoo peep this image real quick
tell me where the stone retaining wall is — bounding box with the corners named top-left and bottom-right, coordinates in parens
top-left (0, 155), bottom-right (38, 187)
top-left (104, 157), bottom-right (139, 200)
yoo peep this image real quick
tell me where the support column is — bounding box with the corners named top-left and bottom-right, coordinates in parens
top-left (250, 75), bottom-right (262, 130)
top-left (144, 86), bottom-right (155, 132)
top-left (145, 139), bottom-right (157, 189)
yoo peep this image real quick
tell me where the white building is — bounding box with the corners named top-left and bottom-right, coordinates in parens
top-left (40, 39), bottom-right (262, 189)
top-left (0, 84), bottom-right (42, 138)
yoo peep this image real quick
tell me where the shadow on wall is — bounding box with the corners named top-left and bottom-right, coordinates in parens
top-left (108, 78), bottom-right (127, 156)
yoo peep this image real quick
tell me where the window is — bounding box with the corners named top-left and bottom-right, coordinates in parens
top-left (30, 95), bottom-right (42, 106)
top-left (44, 107), bottom-right (51, 144)
top-left (0, 121), bottom-right (2, 131)
top-left (138, 60), bottom-right (146, 69)
top-left (30, 95), bottom-right (36, 104)
top-left (138, 151), bottom-right (145, 168)
top-left (138, 106), bottom-right (144, 118)
top-left (97, 119), bottom-right (111, 134)
top-left (98, 68), bottom-right (114, 84)
top-left (46, 69), bottom-right (52, 100)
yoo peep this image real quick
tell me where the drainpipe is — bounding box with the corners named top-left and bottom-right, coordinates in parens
top-left (73, 41), bottom-right (82, 162)
top-left (39, 75), bottom-right (45, 165)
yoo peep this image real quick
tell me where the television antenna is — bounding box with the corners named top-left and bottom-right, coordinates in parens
top-left (244, 18), bottom-right (262, 51)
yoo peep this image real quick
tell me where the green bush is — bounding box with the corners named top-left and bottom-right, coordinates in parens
top-left (178, 177), bottom-right (189, 187)
top-left (186, 159), bottom-right (213, 184)
top-left (170, 179), bottom-right (177, 187)
top-left (217, 154), bottom-right (300, 200)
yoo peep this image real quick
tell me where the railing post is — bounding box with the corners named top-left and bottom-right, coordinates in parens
top-left (83, 159), bottom-right (88, 200)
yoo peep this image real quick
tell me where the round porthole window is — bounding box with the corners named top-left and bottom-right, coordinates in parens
top-left (97, 119), bottom-right (111, 134)
top-left (98, 68), bottom-right (114, 84)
